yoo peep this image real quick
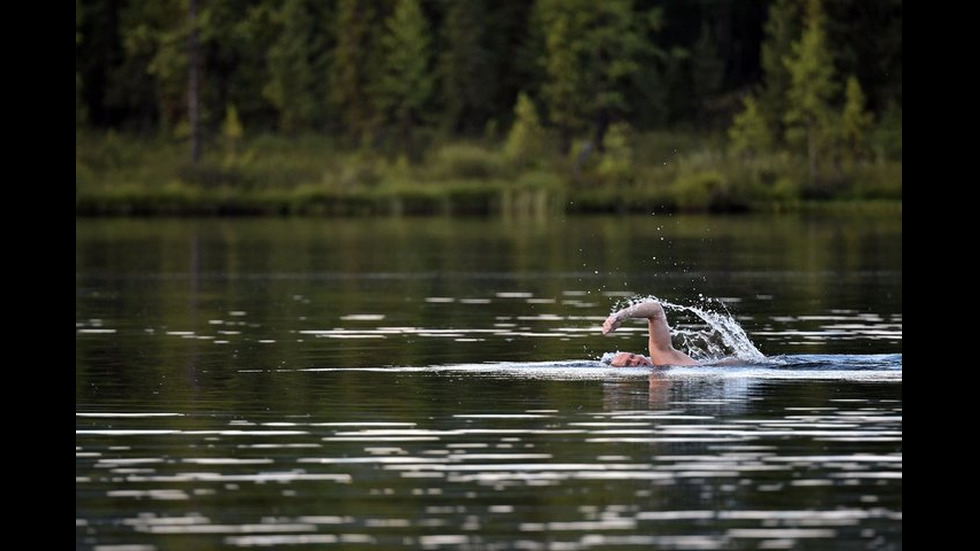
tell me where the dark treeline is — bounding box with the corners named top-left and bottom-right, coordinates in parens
top-left (76, 0), bottom-right (901, 215)
top-left (76, 0), bottom-right (900, 147)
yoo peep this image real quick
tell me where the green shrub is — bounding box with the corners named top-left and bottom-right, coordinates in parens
top-left (76, 129), bottom-right (900, 216)
top-left (177, 162), bottom-right (248, 189)
top-left (512, 170), bottom-right (562, 191)
top-left (429, 143), bottom-right (511, 180)
top-left (504, 92), bottom-right (546, 168)
top-left (846, 161), bottom-right (902, 200)
top-left (872, 104), bottom-right (902, 161)
top-left (725, 152), bottom-right (804, 203)
top-left (75, 131), bottom-right (141, 171)
top-left (632, 131), bottom-right (707, 170)
top-left (673, 170), bottom-right (746, 211)
top-left (446, 183), bottom-right (502, 214)
top-left (596, 123), bottom-right (635, 184)
top-left (333, 157), bottom-right (385, 189)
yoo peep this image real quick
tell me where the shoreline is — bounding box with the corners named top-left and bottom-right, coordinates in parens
top-left (76, 133), bottom-right (902, 218)
top-left (75, 189), bottom-right (901, 218)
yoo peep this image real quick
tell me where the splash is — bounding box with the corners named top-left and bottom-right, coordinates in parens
top-left (621, 295), bottom-right (765, 362)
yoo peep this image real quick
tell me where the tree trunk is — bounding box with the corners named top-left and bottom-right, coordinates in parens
top-left (188, 0), bottom-right (201, 164)
top-left (807, 124), bottom-right (818, 189)
top-left (593, 108), bottom-right (610, 153)
top-left (558, 125), bottom-right (571, 156)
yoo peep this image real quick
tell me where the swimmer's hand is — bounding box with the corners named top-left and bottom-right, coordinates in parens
top-left (602, 313), bottom-right (623, 335)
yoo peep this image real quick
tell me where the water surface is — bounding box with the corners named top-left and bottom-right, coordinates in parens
top-left (76, 214), bottom-right (902, 550)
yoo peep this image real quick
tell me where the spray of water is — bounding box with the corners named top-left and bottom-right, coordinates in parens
top-left (619, 295), bottom-right (765, 362)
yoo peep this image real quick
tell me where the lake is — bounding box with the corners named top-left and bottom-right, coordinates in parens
top-left (76, 213), bottom-right (902, 550)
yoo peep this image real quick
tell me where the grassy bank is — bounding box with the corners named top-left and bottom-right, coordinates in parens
top-left (76, 132), bottom-right (902, 216)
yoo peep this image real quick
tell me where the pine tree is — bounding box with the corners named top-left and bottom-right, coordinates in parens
top-left (840, 75), bottom-right (873, 162)
top-left (330, 0), bottom-right (379, 145)
top-left (537, 0), bottom-right (652, 154)
top-left (376, 0), bottom-right (434, 152)
top-left (222, 104), bottom-right (244, 165)
top-left (691, 20), bottom-right (725, 128)
top-left (784, 0), bottom-right (837, 187)
top-left (729, 96), bottom-right (773, 157)
top-left (504, 92), bottom-right (545, 168)
top-left (121, 1), bottom-right (189, 134)
top-left (188, 0), bottom-right (201, 161)
top-left (597, 122), bottom-right (634, 183)
top-left (264, 0), bottom-right (318, 135)
top-left (440, 0), bottom-right (493, 135)
top-left (758, 0), bottom-right (800, 144)
top-left (585, 0), bottom-right (647, 149)
top-left (484, 2), bottom-right (537, 132)
top-left (538, 0), bottom-right (586, 155)
top-left (205, 2), bottom-right (279, 132)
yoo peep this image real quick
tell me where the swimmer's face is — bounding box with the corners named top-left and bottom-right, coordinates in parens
top-left (610, 352), bottom-right (653, 367)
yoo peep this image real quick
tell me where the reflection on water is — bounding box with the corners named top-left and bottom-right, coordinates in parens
top-left (77, 215), bottom-right (901, 550)
top-left (77, 367), bottom-right (901, 550)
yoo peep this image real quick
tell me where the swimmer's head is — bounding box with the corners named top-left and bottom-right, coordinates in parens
top-left (601, 352), bottom-right (654, 367)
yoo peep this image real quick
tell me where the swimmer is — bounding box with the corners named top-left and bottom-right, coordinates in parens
top-left (601, 300), bottom-right (698, 367)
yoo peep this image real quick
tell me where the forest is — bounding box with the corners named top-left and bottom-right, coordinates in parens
top-left (75, 0), bottom-right (902, 215)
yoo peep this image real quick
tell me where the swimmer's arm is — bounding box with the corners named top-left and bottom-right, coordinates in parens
top-left (602, 300), bottom-right (698, 366)
top-left (601, 300), bottom-right (664, 335)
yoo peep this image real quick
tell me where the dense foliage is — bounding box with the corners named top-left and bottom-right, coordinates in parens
top-left (76, 0), bottom-right (902, 214)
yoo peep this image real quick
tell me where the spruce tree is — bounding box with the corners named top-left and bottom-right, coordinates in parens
top-left (538, 0), bottom-right (651, 154)
top-left (758, 0), bottom-right (800, 144)
top-left (691, 20), bottom-right (725, 128)
top-left (840, 75), bottom-right (873, 162)
top-left (440, 0), bottom-right (493, 135)
top-left (188, 0), bottom-right (200, 161)
top-left (585, 0), bottom-right (646, 149)
top-left (330, 0), bottom-right (378, 145)
top-left (264, 0), bottom-right (317, 135)
top-left (729, 96), bottom-right (773, 157)
top-left (504, 92), bottom-right (545, 168)
top-left (784, 0), bottom-right (837, 188)
top-left (222, 104), bottom-right (244, 164)
top-left (376, 0), bottom-right (434, 152)
top-left (538, 1), bottom-right (586, 155)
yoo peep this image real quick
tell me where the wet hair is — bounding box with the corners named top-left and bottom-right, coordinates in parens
top-left (600, 351), bottom-right (624, 365)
